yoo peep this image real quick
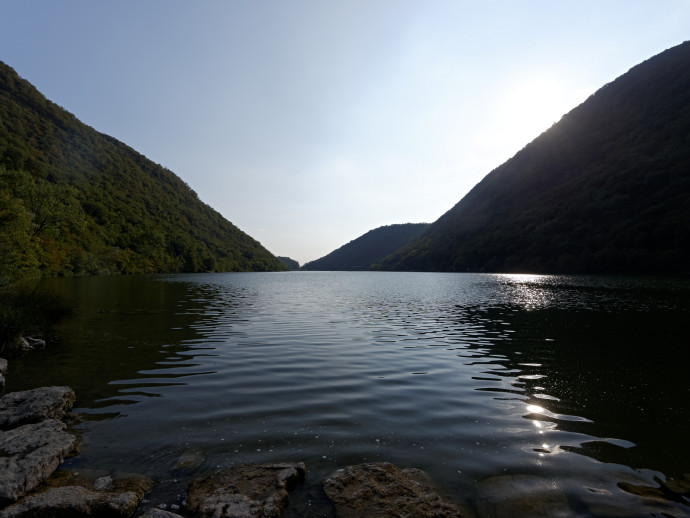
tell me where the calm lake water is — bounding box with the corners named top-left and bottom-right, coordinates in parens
top-left (5, 272), bottom-right (690, 516)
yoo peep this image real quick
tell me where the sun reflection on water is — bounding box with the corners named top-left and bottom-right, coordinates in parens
top-left (491, 274), bottom-right (555, 310)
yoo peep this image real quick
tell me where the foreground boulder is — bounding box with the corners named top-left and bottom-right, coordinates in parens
top-left (0, 359), bottom-right (6, 389)
top-left (0, 419), bottom-right (78, 504)
top-left (0, 470), bottom-right (153, 517)
top-left (322, 462), bottom-right (464, 518)
top-left (0, 386), bottom-right (75, 430)
top-left (186, 462), bottom-right (306, 518)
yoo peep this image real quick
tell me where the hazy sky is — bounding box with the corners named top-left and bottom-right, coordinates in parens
top-left (1, 2), bottom-right (688, 264)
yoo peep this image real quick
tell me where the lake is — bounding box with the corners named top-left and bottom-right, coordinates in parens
top-left (5, 272), bottom-right (690, 516)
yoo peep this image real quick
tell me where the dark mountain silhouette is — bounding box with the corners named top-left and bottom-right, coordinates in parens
top-left (277, 256), bottom-right (300, 270)
top-left (0, 60), bottom-right (285, 281)
top-left (380, 41), bottom-right (690, 273)
top-left (302, 223), bottom-right (430, 271)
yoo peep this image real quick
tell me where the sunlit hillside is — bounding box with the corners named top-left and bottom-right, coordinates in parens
top-left (0, 61), bottom-right (285, 283)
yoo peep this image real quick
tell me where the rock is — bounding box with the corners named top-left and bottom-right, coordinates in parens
top-left (43, 469), bottom-right (153, 493)
top-left (186, 462), bottom-right (306, 518)
top-left (0, 419), bottom-right (79, 504)
top-left (322, 462), bottom-right (464, 518)
top-left (0, 386), bottom-right (75, 430)
top-left (0, 469), bottom-right (154, 517)
top-left (18, 337), bottom-right (45, 351)
top-left (662, 473), bottom-right (690, 496)
top-left (0, 485), bottom-right (142, 517)
top-left (139, 508), bottom-right (185, 518)
top-left (475, 474), bottom-right (571, 518)
top-left (0, 360), bottom-right (7, 390)
top-left (172, 447), bottom-right (205, 473)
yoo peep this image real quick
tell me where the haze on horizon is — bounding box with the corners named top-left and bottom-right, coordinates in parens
top-left (1, 1), bottom-right (688, 265)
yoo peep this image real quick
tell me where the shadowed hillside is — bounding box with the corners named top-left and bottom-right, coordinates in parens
top-left (302, 223), bottom-right (430, 271)
top-left (0, 61), bottom-right (285, 282)
top-left (277, 256), bottom-right (300, 270)
top-left (380, 41), bottom-right (690, 274)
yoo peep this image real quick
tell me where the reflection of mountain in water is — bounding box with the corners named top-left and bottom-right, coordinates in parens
top-left (4, 275), bottom-right (254, 416)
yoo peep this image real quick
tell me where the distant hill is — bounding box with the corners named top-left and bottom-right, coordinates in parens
top-left (0, 60), bottom-right (285, 282)
top-left (380, 41), bottom-right (690, 274)
top-left (277, 256), bottom-right (300, 270)
top-left (302, 223), bottom-right (430, 271)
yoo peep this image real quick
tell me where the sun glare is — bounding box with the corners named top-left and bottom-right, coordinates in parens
top-left (494, 75), bottom-right (591, 152)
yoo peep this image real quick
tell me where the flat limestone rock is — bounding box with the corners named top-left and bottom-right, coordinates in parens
top-left (0, 485), bottom-right (142, 517)
top-left (139, 509), bottom-right (185, 518)
top-left (0, 419), bottom-right (78, 504)
top-left (322, 462), bottom-right (464, 518)
top-left (0, 386), bottom-right (75, 430)
top-left (0, 469), bottom-right (154, 517)
top-left (0, 419), bottom-right (77, 503)
top-left (186, 462), bottom-right (306, 518)
top-left (475, 474), bottom-right (571, 518)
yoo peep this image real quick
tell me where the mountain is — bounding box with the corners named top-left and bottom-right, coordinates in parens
top-left (380, 41), bottom-right (690, 274)
top-left (277, 256), bottom-right (300, 270)
top-left (302, 223), bottom-right (430, 271)
top-left (0, 61), bottom-right (286, 282)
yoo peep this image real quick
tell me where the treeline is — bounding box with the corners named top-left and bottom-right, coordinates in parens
top-left (277, 256), bottom-right (300, 270)
top-left (0, 60), bottom-right (285, 286)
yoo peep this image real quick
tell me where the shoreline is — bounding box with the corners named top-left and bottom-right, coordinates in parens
top-left (2, 367), bottom-right (690, 517)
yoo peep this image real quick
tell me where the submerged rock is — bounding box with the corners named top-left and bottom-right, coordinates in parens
top-left (0, 419), bottom-right (79, 504)
top-left (172, 447), bottom-right (206, 474)
top-left (0, 386), bottom-right (75, 430)
top-left (322, 462), bottom-right (464, 518)
top-left (475, 474), bottom-right (571, 518)
top-left (186, 462), bottom-right (306, 518)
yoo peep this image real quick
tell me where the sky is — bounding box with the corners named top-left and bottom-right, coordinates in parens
top-left (1, 2), bottom-right (689, 265)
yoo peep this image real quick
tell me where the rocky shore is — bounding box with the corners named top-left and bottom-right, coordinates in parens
top-left (1, 356), bottom-right (689, 517)
top-left (0, 356), bottom-right (468, 517)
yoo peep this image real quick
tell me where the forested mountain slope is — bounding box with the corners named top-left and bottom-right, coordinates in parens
top-left (380, 41), bottom-right (690, 274)
top-left (302, 223), bottom-right (429, 271)
top-left (0, 61), bottom-right (285, 282)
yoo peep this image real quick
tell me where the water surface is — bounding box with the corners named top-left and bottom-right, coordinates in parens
top-left (6, 272), bottom-right (690, 516)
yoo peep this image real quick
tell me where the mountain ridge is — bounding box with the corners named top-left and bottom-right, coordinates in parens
top-left (0, 60), bottom-right (286, 281)
top-left (379, 40), bottom-right (690, 273)
top-left (302, 223), bottom-right (430, 271)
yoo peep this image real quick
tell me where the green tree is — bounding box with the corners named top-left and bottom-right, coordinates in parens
top-left (0, 188), bottom-right (34, 285)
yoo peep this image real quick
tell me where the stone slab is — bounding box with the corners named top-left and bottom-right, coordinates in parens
top-left (0, 419), bottom-right (78, 503)
top-left (187, 462), bottom-right (306, 518)
top-left (323, 462), bottom-right (464, 518)
top-left (0, 386), bottom-right (75, 430)
top-left (0, 469), bottom-right (154, 517)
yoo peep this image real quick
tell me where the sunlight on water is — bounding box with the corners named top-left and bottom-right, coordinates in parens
top-left (5, 272), bottom-right (690, 516)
